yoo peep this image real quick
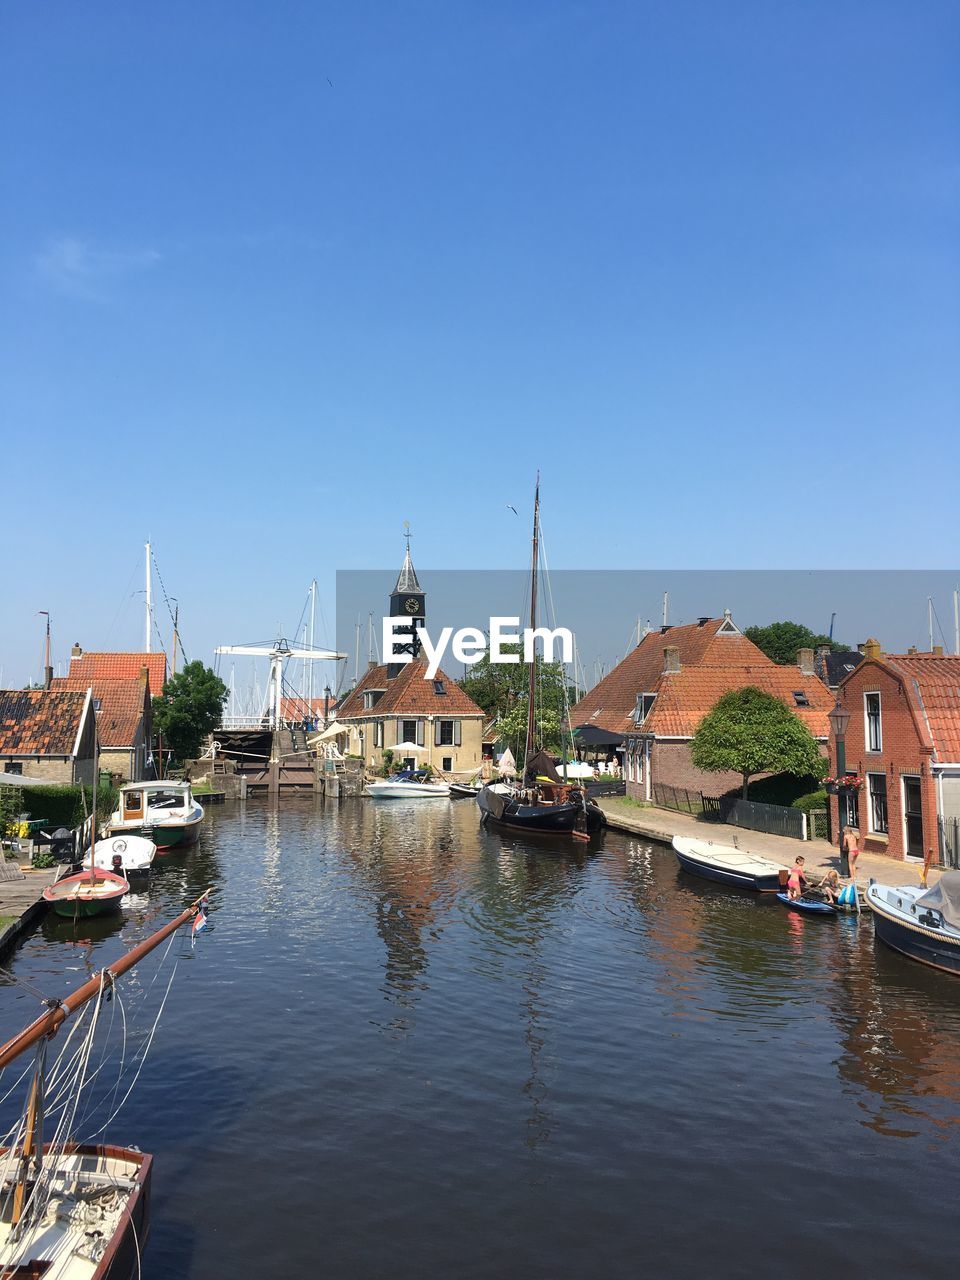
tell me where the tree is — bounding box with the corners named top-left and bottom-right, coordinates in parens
top-left (152, 661), bottom-right (228, 764)
top-left (691, 686), bottom-right (826, 799)
top-left (743, 621), bottom-right (844, 666)
top-left (460, 648), bottom-right (570, 757)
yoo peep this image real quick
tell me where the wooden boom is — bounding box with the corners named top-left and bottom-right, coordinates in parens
top-left (0, 890), bottom-right (212, 1072)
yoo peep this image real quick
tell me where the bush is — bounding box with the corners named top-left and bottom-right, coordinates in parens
top-left (16, 783), bottom-right (118, 830)
top-left (722, 772), bottom-right (823, 808)
top-left (791, 789), bottom-right (828, 814)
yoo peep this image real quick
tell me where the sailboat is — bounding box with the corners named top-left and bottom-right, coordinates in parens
top-left (0, 891), bottom-right (211, 1277)
top-left (476, 478), bottom-right (604, 838)
top-left (43, 749), bottom-right (130, 919)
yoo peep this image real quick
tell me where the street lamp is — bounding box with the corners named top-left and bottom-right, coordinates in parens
top-left (828, 697), bottom-right (852, 874)
top-left (323, 684), bottom-right (332, 727)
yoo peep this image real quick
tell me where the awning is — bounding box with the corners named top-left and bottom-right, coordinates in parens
top-left (572, 724), bottom-right (625, 747)
top-left (309, 720), bottom-right (350, 743)
top-left (0, 771), bottom-right (53, 788)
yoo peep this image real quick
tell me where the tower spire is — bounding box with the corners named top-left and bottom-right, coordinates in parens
top-left (393, 523), bottom-right (423, 594)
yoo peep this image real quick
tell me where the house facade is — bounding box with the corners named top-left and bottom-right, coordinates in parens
top-left (571, 613), bottom-right (833, 802)
top-left (0, 689), bottom-right (98, 785)
top-left (336, 545), bottom-right (485, 778)
top-left (53, 647), bottom-right (165, 781)
top-left (830, 639), bottom-right (960, 864)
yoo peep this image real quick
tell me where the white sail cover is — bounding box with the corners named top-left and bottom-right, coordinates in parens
top-left (916, 872), bottom-right (960, 930)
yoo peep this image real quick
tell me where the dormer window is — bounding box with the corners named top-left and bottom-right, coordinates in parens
top-left (363, 689), bottom-right (385, 710)
top-left (92, 698), bottom-right (102, 712)
top-left (635, 693), bottom-right (657, 723)
top-left (433, 679), bottom-right (446, 695)
top-left (792, 691), bottom-right (810, 708)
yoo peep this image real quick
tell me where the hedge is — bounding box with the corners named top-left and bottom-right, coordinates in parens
top-left (9, 783), bottom-right (118, 831)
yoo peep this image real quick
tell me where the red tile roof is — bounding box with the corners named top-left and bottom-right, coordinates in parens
top-left (68, 651), bottom-right (166, 694)
top-left (0, 689), bottom-right (90, 756)
top-left (280, 695), bottom-right (339, 721)
top-left (643, 667), bottom-right (832, 739)
top-left (571, 616), bottom-right (832, 739)
top-left (338, 661), bottom-right (484, 719)
top-left (881, 654), bottom-right (960, 761)
top-left (52, 677), bottom-right (148, 747)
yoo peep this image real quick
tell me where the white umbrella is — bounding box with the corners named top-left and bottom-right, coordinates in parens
top-left (308, 720), bottom-right (350, 744)
top-left (393, 742), bottom-right (425, 753)
top-left (0, 772), bottom-right (52, 788)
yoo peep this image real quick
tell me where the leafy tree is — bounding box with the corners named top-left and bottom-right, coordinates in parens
top-left (153, 661), bottom-right (228, 763)
top-left (743, 621), bottom-right (843, 666)
top-left (460, 648), bottom-right (570, 757)
top-left (691, 686), bottom-right (826, 799)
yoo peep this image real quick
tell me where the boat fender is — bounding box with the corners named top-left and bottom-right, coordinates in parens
top-left (112, 854), bottom-right (124, 873)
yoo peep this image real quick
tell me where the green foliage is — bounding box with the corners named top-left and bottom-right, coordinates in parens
top-left (9, 783), bottom-right (117, 830)
top-left (744, 621), bottom-right (844, 666)
top-left (461, 648), bottom-right (569, 756)
top-left (153, 661), bottom-right (228, 764)
top-left (691, 687), bottom-right (827, 799)
top-left (495, 701), bottom-right (563, 756)
top-left (32, 849), bottom-right (57, 869)
top-left (791, 789), bottom-right (828, 814)
top-left (378, 748), bottom-right (396, 778)
top-left (724, 772), bottom-right (824, 808)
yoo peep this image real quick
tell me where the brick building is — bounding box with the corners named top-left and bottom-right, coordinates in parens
top-left (571, 613), bottom-right (833, 801)
top-left (829, 639), bottom-right (960, 864)
top-left (0, 689), bottom-right (98, 785)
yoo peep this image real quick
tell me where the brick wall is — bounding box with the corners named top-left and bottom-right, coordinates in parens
top-left (0, 756), bottom-right (75, 784)
top-left (830, 660), bottom-right (937, 862)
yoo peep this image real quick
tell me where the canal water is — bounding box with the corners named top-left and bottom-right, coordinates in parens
top-left (2, 798), bottom-right (960, 1279)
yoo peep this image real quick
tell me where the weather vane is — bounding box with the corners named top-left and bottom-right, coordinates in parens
top-left (403, 520), bottom-right (412, 547)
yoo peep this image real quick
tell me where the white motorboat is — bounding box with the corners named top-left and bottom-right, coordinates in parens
top-left (365, 776), bottom-right (450, 799)
top-left (672, 836), bottom-right (785, 893)
top-left (93, 833), bottom-right (157, 874)
top-left (867, 873), bottom-right (960, 976)
top-left (107, 780), bottom-right (204, 852)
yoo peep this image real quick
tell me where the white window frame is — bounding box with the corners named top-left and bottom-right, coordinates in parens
top-left (867, 771), bottom-right (888, 835)
top-left (864, 691), bottom-right (882, 753)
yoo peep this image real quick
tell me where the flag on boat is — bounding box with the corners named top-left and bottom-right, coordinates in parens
top-left (192, 897), bottom-right (210, 945)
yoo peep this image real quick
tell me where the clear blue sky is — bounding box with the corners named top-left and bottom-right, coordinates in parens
top-left (2, 1), bottom-right (957, 686)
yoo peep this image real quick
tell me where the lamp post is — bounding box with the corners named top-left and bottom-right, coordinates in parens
top-left (828, 697), bottom-right (852, 874)
top-left (323, 684), bottom-right (332, 728)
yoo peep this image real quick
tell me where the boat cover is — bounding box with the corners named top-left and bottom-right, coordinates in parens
top-left (479, 787), bottom-right (509, 819)
top-left (524, 749), bottom-right (562, 787)
top-left (916, 872), bottom-right (960, 930)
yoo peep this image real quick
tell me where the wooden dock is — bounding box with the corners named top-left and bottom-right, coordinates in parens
top-left (0, 868), bottom-right (59, 960)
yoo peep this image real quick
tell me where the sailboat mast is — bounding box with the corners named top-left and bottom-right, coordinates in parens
top-left (145, 540), bottom-right (152, 652)
top-left (525, 475), bottom-right (540, 768)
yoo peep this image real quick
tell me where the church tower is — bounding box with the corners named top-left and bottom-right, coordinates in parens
top-left (387, 531), bottom-right (426, 679)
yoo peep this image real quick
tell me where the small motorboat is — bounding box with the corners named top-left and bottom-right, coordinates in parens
top-left (672, 836), bottom-right (784, 892)
top-left (449, 781), bottom-right (482, 799)
top-left (43, 868), bottom-right (130, 918)
top-left (776, 892), bottom-right (837, 916)
top-left (365, 771), bottom-right (450, 799)
top-left (92, 833), bottom-right (157, 875)
top-left (867, 873), bottom-right (960, 975)
top-left (107, 780), bottom-right (204, 851)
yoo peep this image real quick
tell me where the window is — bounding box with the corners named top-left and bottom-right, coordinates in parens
top-left (867, 773), bottom-right (888, 834)
top-left (4, 762), bottom-right (22, 776)
top-left (92, 698), bottom-right (102, 712)
top-left (635, 694), bottom-right (656, 724)
top-left (402, 720), bottom-right (417, 743)
top-left (864, 692), bottom-right (882, 752)
top-left (442, 756), bottom-right (453, 771)
top-left (433, 679), bottom-right (446, 695)
top-left (438, 720), bottom-right (454, 746)
top-left (792, 691), bottom-right (809, 708)
top-left (374, 721), bottom-right (384, 747)
top-left (840, 790), bottom-right (859, 830)
top-left (363, 690), bottom-right (384, 711)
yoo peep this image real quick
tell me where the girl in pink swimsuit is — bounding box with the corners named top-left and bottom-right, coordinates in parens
top-left (787, 856), bottom-right (806, 900)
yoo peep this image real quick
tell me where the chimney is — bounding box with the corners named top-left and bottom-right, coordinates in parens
top-left (697, 616), bottom-right (710, 628)
top-left (797, 647), bottom-right (815, 676)
top-left (933, 644), bottom-right (944, 657)
top-left (138, 665), bottom-right (150, 687)
top-left (907, 646), bottom-right (918, 655)
top-left (663, 646), bottom-right (681, 674)
top-left (816, 644), bottom-right (831, 659)
top-left (71, 642), bottom-right (83, 658)
top-left (863, 638), bottom-right (881, 661)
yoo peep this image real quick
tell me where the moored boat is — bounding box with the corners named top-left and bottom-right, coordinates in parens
top-left (365, 773), bottom-right (450, 798)
top-left (42, 869), bottom-right (130, 918)
top-left (92, 833), bottom-right (157, 875)
top-left (867, 873), bottom-right (960, 975)
top-left (0, 892), bottom-right (210, 1277)
top-left (107, 780), bottom-right (204, 851)
top-left (776, 892), bottom-right (837, 916)
top-left (672, 836), bottom-right (784, 893)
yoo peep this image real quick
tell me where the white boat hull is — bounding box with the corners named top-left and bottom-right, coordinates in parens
top-left (93, 834), bottom-right (157, 874)
top-left (365, 781), bottom-right (450, 799)
top-left (672, 836), bottom-right (785, 892)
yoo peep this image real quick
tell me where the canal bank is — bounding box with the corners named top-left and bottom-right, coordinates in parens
top-left (0, 866), bottom-right (59, 959)
top-left (598, 796), bottom-right (935, 886)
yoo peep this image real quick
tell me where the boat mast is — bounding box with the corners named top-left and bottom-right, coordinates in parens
top-left (524, 475), bottom-right (540, 772)
top-left (0, 890), bottom-right (213, 1072)
top-left (145, 540), bottom-right (153, 652)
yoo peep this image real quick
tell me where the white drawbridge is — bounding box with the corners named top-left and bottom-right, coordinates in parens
top-left (215, 637), bottom-right (346, 731)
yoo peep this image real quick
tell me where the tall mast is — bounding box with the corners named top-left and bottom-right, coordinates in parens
top-left (145, 540), bottom-right (153, 652)
top-left (38, 611), bottom-right (52, 689)
top-left (928, 597), bottom-right (934, 652)
top-left (171, 603), bottom-right (179, 677)
top-left (954, 588), bottom-right (959, 656)
top-left (525, 475), bottom-right (540, 769)
top-left (309, 579), bottom-right (317, 709)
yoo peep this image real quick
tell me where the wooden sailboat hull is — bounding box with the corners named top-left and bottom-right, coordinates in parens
top-left (0, 1143), bottom-right (151, 1280)
top-left (42, 871), bottom-right (129, 918)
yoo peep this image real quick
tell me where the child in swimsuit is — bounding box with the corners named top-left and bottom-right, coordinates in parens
top-left (815, 868), bottom-right (841, 903)
top-left (787, 856), bottom-right (806, 900)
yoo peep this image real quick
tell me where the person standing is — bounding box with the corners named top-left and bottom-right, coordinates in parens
top-left (842, 826), bottom-right (861, 881)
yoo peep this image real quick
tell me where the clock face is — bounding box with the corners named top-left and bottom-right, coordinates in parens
top-left (404, 596), bottom-right (420, 615)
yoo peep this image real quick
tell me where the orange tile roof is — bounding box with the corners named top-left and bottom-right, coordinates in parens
top-left (643, 667), bottom-right (833, 739)
top-left (280, 695), bottom-right (339, 721)
top-left (0, 689), bottom-right (90, 756)
top-left (68, 651), bottom-right (166, 693)
top-left (52, 677), bottom-right (148, 747)
top-left (571, 619), bottom-right (760, 735)
top-left (338, 661), bottom-right (484, 719)
top-left (883, 654), bottom-right (960, 761)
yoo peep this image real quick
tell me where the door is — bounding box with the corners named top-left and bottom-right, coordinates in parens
top-left (903, 776), bottom-right (924, 860)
